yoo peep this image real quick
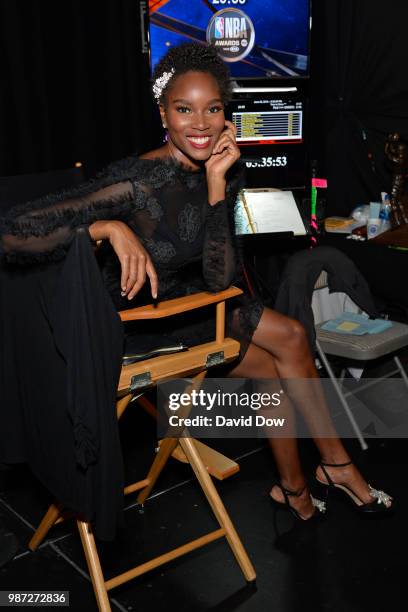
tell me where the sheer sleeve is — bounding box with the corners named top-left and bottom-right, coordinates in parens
top-left (0, 158), bottom-right (148, 263)
top-left (202, 166), bottom-right (245, 292)
top-left (202, 198), bottom-right (236, 292)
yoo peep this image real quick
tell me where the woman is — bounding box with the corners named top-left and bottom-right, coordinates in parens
top-left (0, 43), bottom-right (391, 536)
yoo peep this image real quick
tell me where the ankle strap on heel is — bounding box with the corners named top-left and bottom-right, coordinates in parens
top-left (282, 485), bottom-right (307, 497)
top-left (319, 461), bottom-right (352, 487)
top-left (321, 461), bottom-right (352, 468)
top-left (276, 483), bottom-right (307, 506)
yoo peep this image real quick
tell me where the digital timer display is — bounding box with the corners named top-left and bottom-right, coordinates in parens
top-left (245, 156), bottom-right (288, 168)
top-left (211, 0), bottom-right (248, 4)
top-left (243, 148), bottom-right (306, 188)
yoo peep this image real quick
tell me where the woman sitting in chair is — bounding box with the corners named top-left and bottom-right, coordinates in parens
top-left (0, 43), bottom-right (391, 533)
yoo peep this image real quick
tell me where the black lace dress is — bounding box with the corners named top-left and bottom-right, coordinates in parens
top-left (0, 157), bottom-right (263, 539)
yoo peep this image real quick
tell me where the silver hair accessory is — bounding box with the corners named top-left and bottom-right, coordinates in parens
top-left (152, 68), bottom-right (175, 102)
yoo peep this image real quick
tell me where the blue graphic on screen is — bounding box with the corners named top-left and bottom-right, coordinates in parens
top-left (149, 0), bottom-right (310, 78)
top-left (215, 17), bottom-right (224, 38)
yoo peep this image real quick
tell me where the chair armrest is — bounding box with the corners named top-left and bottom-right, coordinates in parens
top-left (119, 286), bottom-right (243, 322)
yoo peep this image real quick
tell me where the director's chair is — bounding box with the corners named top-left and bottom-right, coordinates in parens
top-left (28, 287), bottom-right (256, 611)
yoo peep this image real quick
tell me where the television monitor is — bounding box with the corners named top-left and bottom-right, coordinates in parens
top-left (148, 0), bottom-right (311, 79)
top-left (226, 87), bottom-right (307, 188)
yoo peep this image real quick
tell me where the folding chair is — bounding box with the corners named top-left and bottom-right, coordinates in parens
top-left (28, 287), bottom-right (256, 611)
top-left (314, 271), bottom-right (408, 450)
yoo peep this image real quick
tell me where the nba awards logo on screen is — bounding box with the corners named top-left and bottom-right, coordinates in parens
top-left (207, 8), bottom-right (255, 63)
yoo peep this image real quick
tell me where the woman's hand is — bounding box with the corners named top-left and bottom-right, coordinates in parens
top-left (205, 120), bottom-right (240, 205)
top-left (206, 120), bottom-right (240, 178)
top-left (89, 220), bottom-right (158, 300)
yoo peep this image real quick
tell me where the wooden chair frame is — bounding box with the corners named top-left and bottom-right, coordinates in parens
top-left (29, 287), bottom-right (256, 611)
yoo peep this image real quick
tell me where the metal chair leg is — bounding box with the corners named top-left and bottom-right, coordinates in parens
top-left (394, 355), bottom-right (408, 387)
top-left (316, 340), bottom-right (368, 450)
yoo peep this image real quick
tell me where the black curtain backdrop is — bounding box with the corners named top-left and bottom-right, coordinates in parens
top-left (0, 0), bottom-right (160, 177)
top-left (1, 0), bottom-right (408, 216)
top-left (310, 0), bottom-right (408, 215)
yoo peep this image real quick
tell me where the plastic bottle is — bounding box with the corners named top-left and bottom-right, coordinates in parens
top-left (379, 194), bottom-right (391, 233)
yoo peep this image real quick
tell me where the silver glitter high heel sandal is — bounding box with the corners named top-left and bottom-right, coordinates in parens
top-left (315, 461), bottom-right (393, 514)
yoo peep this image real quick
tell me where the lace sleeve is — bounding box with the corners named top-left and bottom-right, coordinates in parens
top-left (202, 195), bottom-right (237, 292)
top-left (202, 166), bottom-right (246, 292)
top-left (0, 170), bottom-right (145, 263)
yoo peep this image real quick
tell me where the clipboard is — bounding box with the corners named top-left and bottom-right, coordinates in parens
top-left (234, 188), bottom-right (309, 237)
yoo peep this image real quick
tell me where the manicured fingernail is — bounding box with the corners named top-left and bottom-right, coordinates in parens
top-left (121, 291), bottom-right (126, 296)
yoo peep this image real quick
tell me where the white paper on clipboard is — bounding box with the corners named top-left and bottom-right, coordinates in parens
top-left (235, 189), bottom-right (307, 236)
